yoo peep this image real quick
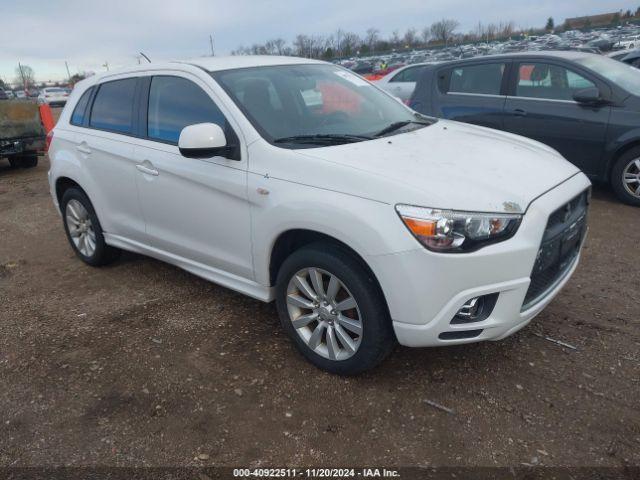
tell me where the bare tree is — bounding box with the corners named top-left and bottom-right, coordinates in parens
top-left (293, 34), bottom-right (312, 57)
top-left (421, 26), bottom-right (431, 46)
top-left (265, 38), bottom-right (287, 55)
top-left (341, 32), bottom-right (361, 56)
top-left (390, 30), bottom-right (401, 48)
top-left (333, 29), bottom-right (346, 57)
top-left (365, 28), bottom-right (380, 54)
top-left (403, 28), bottom-right (417, 48)
top-left (430, 19), bottom-right (460, 46)
top-left (15, 64), bottom-right (35, 89)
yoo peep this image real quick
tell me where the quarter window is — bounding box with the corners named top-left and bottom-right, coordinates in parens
top-left (391, 66), bottom-right (426, 83)
top-left (449, 63), bottom-right (506, 95)
top-left (147, 76), bottom-right (227, 144)
top-left (515, 63), bottom-right (596, 101)
top-left (90, 78), bottom-right (137, 134)
top-left (70, 88), bottom-right (92, 126)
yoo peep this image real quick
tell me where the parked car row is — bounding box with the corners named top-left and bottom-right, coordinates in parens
top-left (339, 25), bottom-right (640, 76)
top-left (0, 87), bottom-right (71, 105)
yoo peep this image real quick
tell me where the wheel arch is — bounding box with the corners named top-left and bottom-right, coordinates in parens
top-left (55, 176), bottom-right (87, 211)
top-left (607, 137), bottom-right (640, 182)
top-left (268, 228), bottom-right (391, 318)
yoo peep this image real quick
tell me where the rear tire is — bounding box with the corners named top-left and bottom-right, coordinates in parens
top-left (275, 242), bottom-right (395, 375)
top-left (611, 148), bottom-right (640, 207)
top-left (60, 187), bottom-right (120, 266)
top-left (8, 154), bottom-right (38, 169)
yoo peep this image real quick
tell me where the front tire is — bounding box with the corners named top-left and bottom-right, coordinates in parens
top-left (275, 243), bottom-right (395, 375)
top-left (611, 148), bottom-right (640, 207)
top-left (60, 187), bottom-right (120, 266)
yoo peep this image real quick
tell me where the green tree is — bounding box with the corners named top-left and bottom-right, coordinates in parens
top-left (545, 17), bottom-right (555, 31)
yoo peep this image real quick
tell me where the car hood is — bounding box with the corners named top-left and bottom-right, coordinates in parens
top-left (296, 120), bottom-right (580, 213)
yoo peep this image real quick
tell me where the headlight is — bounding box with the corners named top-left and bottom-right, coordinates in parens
top-left (396, 204), bottom-right (522, 253)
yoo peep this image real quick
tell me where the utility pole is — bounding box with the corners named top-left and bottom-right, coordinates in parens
top-left (65, 61), bottom-right (71, 79)
top-left (209, 34), bottom-right (215, 56)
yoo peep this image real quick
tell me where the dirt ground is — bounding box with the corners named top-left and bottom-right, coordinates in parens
top-left (0, 147), bottom-right (639, 469)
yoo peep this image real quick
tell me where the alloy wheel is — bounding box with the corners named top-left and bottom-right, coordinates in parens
top-left (65, 199), bottom-right (96, 257)
top-left (623, 158), bottom-right (640, 199)
top-left (286, 267), bottom-right (363, 361)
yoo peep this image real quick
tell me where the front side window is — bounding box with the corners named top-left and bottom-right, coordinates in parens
top-left (90, 78), bottom-right (137, 134)
top-left (147, 76), bottom-right (227, 143)
top-left (213, 64), bottom-right (429, 145)
top-left (70, 88), bottom-right (92, 126)
top-left (575, 54), bottom-right (640, 96)
top-left (449, 63), bottom-right (506, 95)
top-left (515, 63), bottom-right (596, 101)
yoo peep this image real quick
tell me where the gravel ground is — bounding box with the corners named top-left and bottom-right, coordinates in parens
top-left (0, 150), bottom-right (639, 469)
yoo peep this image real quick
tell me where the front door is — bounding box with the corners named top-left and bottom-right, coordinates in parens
top-left (133, 74), bottom-right (253, 280)
top-left (502, 61), bottom-right (611, 176)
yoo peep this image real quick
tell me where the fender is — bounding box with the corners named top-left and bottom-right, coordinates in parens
top-left (249, 182), bottom-right (420, 287)
top-left (603, 127), bottom-right (640, 181)
top-left (48, 129), bottom-right (94, 210)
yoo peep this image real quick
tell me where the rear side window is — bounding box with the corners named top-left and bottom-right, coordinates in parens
top-left (70, 88), bottom-right (92, 126)
top-left (147, 76), bottom-right (227, 143)
top-left (90, 78), bottom-right (137, 134)
top-left (448, 63), bottom-right (506, 95)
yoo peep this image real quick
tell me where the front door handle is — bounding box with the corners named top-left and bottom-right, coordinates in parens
top-left (136, 163), bottom-right (159, 176)
top-left (512, 108), bottom-right (527, 117)
top-left (76, 144), bottom-right (92, 154)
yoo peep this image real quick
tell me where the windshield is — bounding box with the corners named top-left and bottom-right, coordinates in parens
top-left (213, 64), bottom-right (432, 147)
top-left (575, 55), bottom-right (640, 96)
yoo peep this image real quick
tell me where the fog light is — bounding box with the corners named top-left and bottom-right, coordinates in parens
top-left (451, 293), bottom-right (498, 324)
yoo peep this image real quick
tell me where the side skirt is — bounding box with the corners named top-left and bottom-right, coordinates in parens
top-left (104, 233), bottom-right (275, 302)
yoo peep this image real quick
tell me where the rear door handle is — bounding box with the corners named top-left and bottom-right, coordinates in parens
top-left (76, 145), bottom-right (92, 154)
top-left (512, 108), bottom-right (527, 117)
top-left (136, 163), bottom-right (159, 176)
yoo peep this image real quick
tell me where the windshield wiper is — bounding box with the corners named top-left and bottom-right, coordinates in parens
top-left (273, 134), bottom-right (373, 145)
top-left (374, 120), bottom-right (431, 138)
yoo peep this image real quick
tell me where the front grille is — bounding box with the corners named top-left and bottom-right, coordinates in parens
top-left (522, 189), bottom-right (589, 310)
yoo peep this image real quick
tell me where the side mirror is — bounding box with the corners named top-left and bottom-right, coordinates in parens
top-left (572, 87), bottom-right (604, 106)
top-left (178, 123), bottom-right (230, 159)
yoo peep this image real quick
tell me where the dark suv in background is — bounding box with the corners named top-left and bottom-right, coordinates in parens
top-left (409, 52), bottom-right (640, 206)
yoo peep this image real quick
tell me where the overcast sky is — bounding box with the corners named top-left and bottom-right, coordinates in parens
top-left (0, 0), bottom-right (634, 83)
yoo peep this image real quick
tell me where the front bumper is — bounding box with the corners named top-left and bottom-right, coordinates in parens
top-left (368, 173), bottom-right (591, 348)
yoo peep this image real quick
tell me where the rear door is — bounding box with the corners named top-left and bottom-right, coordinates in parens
top-left (502, 60), bottom-right (611, 176)
top-left (432, 60), bottom-right (510, 130)
top-left (74, 77), bottom-right (147, 242)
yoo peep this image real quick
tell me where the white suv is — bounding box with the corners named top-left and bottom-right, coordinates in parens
top-left (48, 56), bottom-right (590, 374)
